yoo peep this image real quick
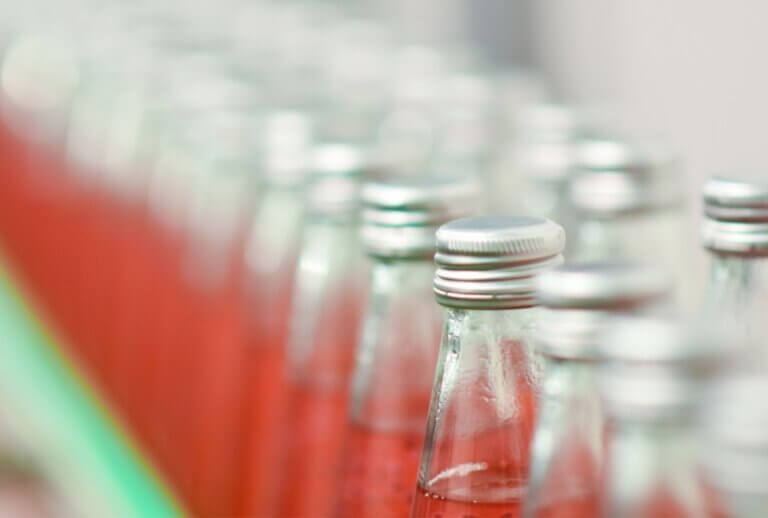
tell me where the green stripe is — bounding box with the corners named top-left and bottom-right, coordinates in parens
top-left (0, 258), bottom-right (186, 518)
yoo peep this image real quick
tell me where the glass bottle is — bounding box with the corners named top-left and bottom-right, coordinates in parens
top-left (411, 216), bottom-right (566, 518)
top-left (275, 143), bottom-right (368, 518)
top-left (507, 104), bottom-right (580, 244)
top-left (238, 110), bottom-right (311, 517)
top-left (598, 318), bottom-right (724, 518)
top-left (569, 136), bottom-right (695, 311)
top-left (701, 176), bottom-right (768, 368)
top-left (700, 376), bottom-right (768, 518)
top-left (338, 176), bottom-right (480, 518)
top-left (523, 262), bottom-right (671, 518)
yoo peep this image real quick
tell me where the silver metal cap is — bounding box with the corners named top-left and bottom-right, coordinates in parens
top-left (305, 143), bottom-right (364, 216)
top-left (598, 317), bottom-right (725, 420)
top-left (534, 263), bottom-right (671, 359)
top-left (433, 216), bottom-right (565, 309)
top-left (570, 136), bottom-right (681, 216)
top-left (361, 176), bottom-right (480, 258)
top-left (702, 176), bottom-right (768, 255)
top-left (701, 376), bottom-right (768, 496)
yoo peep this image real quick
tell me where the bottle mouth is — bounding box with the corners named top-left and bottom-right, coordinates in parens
top-left (701, 217), bottom-right (768, 255)
top-left (433, 254), bottom-right (563, 309)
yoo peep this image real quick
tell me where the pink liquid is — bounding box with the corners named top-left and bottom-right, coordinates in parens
top-left (532, 494), bottom-right (600, 517)
top-left (237, 278), bottom-right (295, 517)
top-left (412, 474), bottom-right (523, 518)
top-left (528, 439), bottom-right (601, 518)
top-left (338, 424), bottom-right (425, 518)
top-left (274, 286), bottom-right (365, 518)
top-left (277, 382), bottom-right (350, 518)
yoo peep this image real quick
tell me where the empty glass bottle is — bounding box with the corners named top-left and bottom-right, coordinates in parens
top-left (275, 142), bottom-right (368, 518)
top-left (338, 176), bottom-right (479, 518)
top-left (524, 263), bottom-right (670, 518)
top-left (411, 216), bottom-right (566, 518)
top-left (599, 318), bottom-right (723, 518)
top-left (700, 376), bottom-right (768, 518)
top-left (701, 175), bottom-right (768, 368)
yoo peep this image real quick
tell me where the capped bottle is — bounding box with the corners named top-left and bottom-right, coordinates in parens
top-left (598, 318), bottom-right (724, 517)
top-left (700, 376), bottom-right (768, 517)
top-left (338, 176), bottom-right (479, 518)
top-left (238, 110), bottom-right (312, 517)
top-left (524, 263), bottom-right (670, 518)
top-left (701, 175), bottom-right (768, 367)
top-left (569, 136), bottom-right (694, 310)
top-left (412, 216), bottom-right (566, 518)
top-left (275, 142), bottom-right (368, 518)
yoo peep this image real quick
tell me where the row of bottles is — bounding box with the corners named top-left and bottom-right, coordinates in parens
top-left (0, 2), bottom-right (767, 518)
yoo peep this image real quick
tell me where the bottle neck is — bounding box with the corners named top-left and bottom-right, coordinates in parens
top-left (707, 252), bottom-right (768, 303)
top-left (287, 216), bottom-right (366, 384)
top-left (416, 306), bottom-right (541, 501)
top-left (706, 253), bottom-right (768, 367)
top-left (244, 184), bottom-right (304, 282)
top-left (526, 359), bottom-right (603, 513)
top-left (348, 258), bottom-right (440, 430)
top-left (604, 417), bottom-right (706, 517)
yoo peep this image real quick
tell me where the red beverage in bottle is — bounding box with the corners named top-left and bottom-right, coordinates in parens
top-left (412, 459), bottom-right (527, 518)
top-left (339, 423), bottom-right (425, 517)
top-left (238, 274), bottom-right (295, 516)
top-left (276, 289), bottom-right (363, 518)
top-left (412, 489), bottom-right (522, 518)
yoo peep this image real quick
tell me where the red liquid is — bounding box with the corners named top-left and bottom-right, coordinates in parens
top-left (338, 424), bottom-right (424, 518)
top-left (411, 480), bottom-right (523, 518)
top-left (276, 382), bottom-right (350, 518)
top-left (532, 494), bottom-right (600, 518)
top-left (237, 277), bottom-right (295, 517)
top-left (528, 439), bottom-right (601, 518)
top-left (274, 285), bottom-right (365, 518)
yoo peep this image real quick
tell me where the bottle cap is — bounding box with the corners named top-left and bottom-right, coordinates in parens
top-left (701, 175), bottom-right (768, 255)
top-left (570, 136), bottom-right (681, 216)
top-left (434, 216), bottom-right (565, 309)
top-left (361, 176), bottom-right (480, 258)
top-left (534, 263), bottom-right (671, 359)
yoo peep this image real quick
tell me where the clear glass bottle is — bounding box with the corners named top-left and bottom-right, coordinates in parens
top-left (411, 216), bottom-right (566, 518)
top-left (569, 136), bottom-right (695, 312)
top-left (701, 176), bottom-right (768, 368)
top-left (338, 176), bottom-right (479, 518)
top-left (237, 110), bottom-right (312, 517)
top-left (488, 103), bottom-right (580, 229)
top-left (274, 143), bottom-right (368, 518)
top-left (598, 318), bottom-right (723, 518)
top-left (524, 263), bottom-right (670, 518)
top-left (700, 376), bottom-right (768, 518)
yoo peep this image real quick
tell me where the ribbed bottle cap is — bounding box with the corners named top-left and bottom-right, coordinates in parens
top-left (701, 376), bottom-right (768, 496)
top-left (701, 176), bottom-right (768, 255)
top-left (361, 176), bottom-right (480, 258)
top-left (262, 110), bottom-right (312, 186)
top-left (570, 136), bottom-right (681, 216)
top-left (598, 317), bottom-right (725, 420)
top-left (305, 142), bottom-right (364, 216)
top-left (534, 263), bottom-right (671, 359)
top-left (434, 216), bottom-right (565, 309)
